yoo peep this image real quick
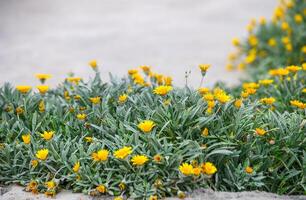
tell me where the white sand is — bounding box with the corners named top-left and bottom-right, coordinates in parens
top-left (0, 0), bottom-right (277, 88)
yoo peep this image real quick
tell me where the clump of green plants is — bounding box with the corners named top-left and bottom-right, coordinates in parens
top-left (0, 61), bottom-right (305, 199)
top-left (226, 0), bottom-right (306, 78)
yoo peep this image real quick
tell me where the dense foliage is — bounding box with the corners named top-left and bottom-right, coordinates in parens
top-left (0, 0), bottom-right (305, 199)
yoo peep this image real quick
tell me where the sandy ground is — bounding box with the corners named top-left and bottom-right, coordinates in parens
top-left (1, 185), bottom-right (306, 200)
top-left (0, 0), bottom-right (277, 88)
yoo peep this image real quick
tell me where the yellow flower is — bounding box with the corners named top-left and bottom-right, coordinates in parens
top-left (290, 100), bottom-right (306, 109)
top-left (179, 163), bottom-right (194, 176)
top-left (114, 197), bottom-right (123, 200)
top-left (77, 113), bottom-right (86, 120)
top-left (45, 180), bottom-right (56, 189)
top-left (36, 85), bottom-right (49, 94)
top-left (207, 100), bottom-right (215, 108)
top-left (215, 93), bottom-right (231, 104)
top-left (234, 99), bottom-right (242, 108)
top-left (258, 79), bottom-right (273, 86)
top-left (91, 149), bottom-right (109, 162)
top-left (153, 154), bottom-right (163, 163)
top-left (198, 64), bottom-right (210, 72)
top-left (118, 94), bottom-right (128, 103)
top-left (163, 76), bottom-right (172, 86)
top-left (248, 35), bottom-right (258, 46)
top-left (260, 97), bottom-right (276, 105)
top-left (131, 155), bottom-right (149, 166)
top-left (259, 17), bottom-right (266, 25)
top-left (128, 69), bottom-right (138, 75)
top-left (28, 180), bottom-right (38, 190)
top-left (96, 184), bottom-right (107, 193)
top-left (232, 38), bottom-right (240, 46)
top-left (140, 65), bottom-right (151, 73)
top-left (294, 14), bottom-right (303, 24)
top-left (16, 107), bottom-right (24, 115)
top-left (286, 65), bottom-right (302, 73)
top-left (35, 74), bottom-right (52, 83)
top-left (269, 68), bottom-right (289, 76)
top-left (198, 87), bottom-right (210, 95)
top-left (203, 93), bottom-right (214, 101)
top-left (114, 146), bottom-right (132, 159)
top-left (22, 134), bottom-right (31, 144)
top-left (31, 160), bottom-right (38, 168)
top-left (119, 182), bottom-right (126, 191)
top-left (255, 128), bottom-right (266, 136)
top-left (242, 82), bottom-right (259, 89)
top-left (39, 100), bottom-right (45, 112)
top-left (193, 167), bottom-right (202, 176)
top-left (85, 136), bottom-right (93, 143)
top-left (245, 52), bottom-right (256, 64)
top-left (245, 166), bottom-right (253, 174)
top-left (36, 149), bottom-right (49, 160)
top-left (202, 128), bottom-right (209, 136)
top-left (268, 38), bottom-right (277, 47)
top-left (302, 88), bottom-right (306, 93)
top-left (149, 195), bottom-right (158, 200)
top-left (89, 97), bottom-right (101, 104)
top-left (73, 161), bottom-right (80, 172)
top-left (281, 22), bottom-right (289, 31)
top-left (201, 162), bottom-right (217, 175)
top-left (153, 86), bottom-right (173, 96)
top-left (89, 60), bottom-right (98, 69)
top-left (138, 120), bottom-right (155, 133)
top-left (40, 131), bottom-right (54, 141)
top-left (16, 85), bottom-right (32, 94)
top-left (66, 77), bottom-right (82, 84)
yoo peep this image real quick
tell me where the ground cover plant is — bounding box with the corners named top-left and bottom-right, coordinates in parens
top-left (227, 0), bottom-right (305, 79)
top-left (0, 62), bottom-right (305, 199)
top-left (0, 0), bottom-right (306, 199)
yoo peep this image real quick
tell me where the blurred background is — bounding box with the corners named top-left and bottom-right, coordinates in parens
top-left (0, 0), bottom-right (277, 88)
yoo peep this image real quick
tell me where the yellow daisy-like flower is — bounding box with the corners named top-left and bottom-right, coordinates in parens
top-left (294, 14), bottom-right (303, 24)
top-left (96, 184), bottom-right (107, 193)
top-left (215, 93), bottom-right (231, 104)
top-left (73, 161), bottom-right (80, 173)
top-left (77, 113), bottom-right (87, 120)
top-left (16, 85), bottom-right (32, 94)
top-left (89, 60), bottom-right (98, 69)
top-left (245, 166), bottom-right (254, 174)
top-left (269, 68), bottom-right (289, 76)
top-left (201, 162), bottom-right (217, 175)
top-left (140, 65), bottom-right (151, 73)
top-left (290, 100), bottom-right (306, 109)
top-left (66, 77), bottom-right (82, 84)
top-left (248, 35), bottom-right (258, 46)
top-left (286, 65), bottom-right (302, 73)
top-left (22, 133), bottom-right (31, 144)
top-left (40, 131), bottom-right (54, 141)
top-left (179, 163), bottom-right (194, 176)
top-left (258, 79), bottom-right (274, 86)
top-left (302, 88), bottom-right (306, 93)
top-left (198, 64), bottom-right (210, 72)
top-left (153, 154), bottom-right (163, 163)
top-left (260, 97), bottom-right (276, 105)
top-left (114, 197), bottom-right (123, 200)
top-left (255, 128), bottom-right (267, 136)
top-left (35, 74), bottom-right (52, 83)
top-left (31, 160), bottom-right (39, 168)
top-left (91, 149), bottom-right (109, 162)
top-left (131, 155), bottom-right (149, 166)
top-left (149, 195), bottom-right (158, 200)
top-left (45, 180), bottom-right (56, 189)
top-left (89, 97), bottom-right (101, 104)
top-left (128, 69), bottom-right (138, 75)
top-left (234, 99), bottom-right (242, 108)
top-left (193, 167), bottom-right (202, 176)
top-left (268, 38), bottom-right (277, 47)
top-left (232, 38), bottom-right (240, 46)
top-left (203, 93), bottom-right (214, 101)
top-left (207, 100), bottom-right (215, 108)
top-left (153, 86), bottom-right (173, 96)
top-left (118, 94), bottom-right (128, 103)
top-left (198, 87), bottom-right (210, 95)
top-left (36, 85), bottom-right (49, 94)
top-left (36, 149), bottom-right (49, 161)
top-left (138, 120), bottom-right (155, 133)
top-left (114, 146), bottom-right (132, 159)
top-left (202, 128), bottom-right (209, 136)
top-left (85, 136), bottom-right (93, 143)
